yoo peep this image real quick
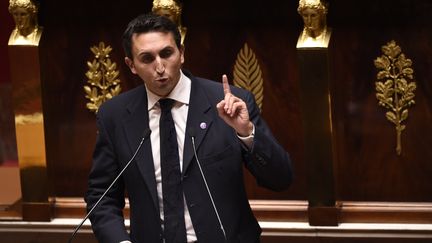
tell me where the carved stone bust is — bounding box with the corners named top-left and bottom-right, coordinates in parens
top-left (8, 0), bottom-right (42, 46)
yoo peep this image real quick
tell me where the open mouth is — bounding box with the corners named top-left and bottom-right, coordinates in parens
top-left (156, 77), bottom-right (169, 83)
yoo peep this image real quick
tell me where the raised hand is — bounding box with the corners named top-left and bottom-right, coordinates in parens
top-left (216, 74), bottom-right (253, 137)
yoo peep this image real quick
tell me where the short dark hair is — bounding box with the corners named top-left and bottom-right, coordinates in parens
top-left (122, 13), bottom-right (182, 58)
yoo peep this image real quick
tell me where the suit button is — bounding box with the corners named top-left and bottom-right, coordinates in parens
top-left (189, 203), bottom-right (195, 208)
top-left (256, 155), bottom-right (267, 165)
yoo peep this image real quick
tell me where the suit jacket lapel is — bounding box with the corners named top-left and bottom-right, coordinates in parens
top-left (123, 87), bottom-right (159, 213)
top-left (183, 76), bottom-right (213, 174)
top-left (121, 76), bottom-right (215, 209)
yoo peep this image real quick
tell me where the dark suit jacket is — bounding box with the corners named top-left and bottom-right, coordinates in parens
top-left (85, 70), bottom-right (292, 243)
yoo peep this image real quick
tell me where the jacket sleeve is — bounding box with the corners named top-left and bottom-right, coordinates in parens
top-left (85, 110), bottom-right (130, 243)
top-left (240, 91), bottom-right (293, 191)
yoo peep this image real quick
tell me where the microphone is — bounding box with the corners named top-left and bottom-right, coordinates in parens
top-left (188, 128), bottom-right (227, 241)
top-left (68, 128), bottom-right (151, 243)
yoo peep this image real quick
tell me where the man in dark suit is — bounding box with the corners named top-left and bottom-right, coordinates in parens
top-left (85, 13), bottom-right (292, 243)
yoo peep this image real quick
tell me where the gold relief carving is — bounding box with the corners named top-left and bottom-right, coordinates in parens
top-left (233, 43), bottom-right (264, 111)
top-left (8, 0), bottom-right (43, 46)
top-left (84, 42), bottom-right (121, 114)
top-left (152, 0), bottom-right (187, 45)
top-left (374, 40), bottom-right (416, 155)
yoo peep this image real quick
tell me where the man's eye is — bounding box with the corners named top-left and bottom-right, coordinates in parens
top-left (160, 49), bottom-right (173, 59)
top-left (141, 55), bottom-right (155, 64)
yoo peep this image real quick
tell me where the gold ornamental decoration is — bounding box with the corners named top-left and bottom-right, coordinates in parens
top-left (8, 0), bottom-right (43, 45)
top-left (374, 40), bottom-right (416, 155)
top-left (152, 0), bottom-right (187, 45)
top-left (84, 42), bottom-right (121, 113)
top-left (233, 43), bottom-right (264, 111)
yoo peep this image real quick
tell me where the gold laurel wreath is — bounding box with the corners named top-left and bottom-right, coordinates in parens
top-left (374, 40), bottom-right (416, 155)
top-left (84, 42), bottom-right (121, 114)
top-left (233, 43), bottom-right (264, 112)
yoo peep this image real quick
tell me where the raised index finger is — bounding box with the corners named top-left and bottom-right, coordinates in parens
top-left (222, 74), bottom-right (231, 95)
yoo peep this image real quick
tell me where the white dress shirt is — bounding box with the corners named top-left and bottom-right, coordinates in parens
top-left (146, 70), bottom-right (197, 242)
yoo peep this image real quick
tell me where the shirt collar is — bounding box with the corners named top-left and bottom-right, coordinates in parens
top-left (146, 70), bottom-right (191, 111)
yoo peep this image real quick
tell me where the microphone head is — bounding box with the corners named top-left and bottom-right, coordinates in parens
top-left (187, 127), bottom-right (196, 138)
top-left (142, 128), bottom-right (151, 139)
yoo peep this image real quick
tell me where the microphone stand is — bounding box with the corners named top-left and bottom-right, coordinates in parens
top-left (189, 128), bottom-right (227, 242)
top-left (68, 129), bottom-right (151, 243)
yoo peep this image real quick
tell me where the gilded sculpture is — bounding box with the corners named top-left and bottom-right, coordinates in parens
top-left (297, 0), bottom-right (331, 48)
top-left (152, 0), bottom-right (187, 45)
top-left (374, 40), bottom-right (416, 155)
top-left (8, 0), bottom-right (42, 46)
top-left (233, 43), bottom-right (264, 112)
top-left (84, 42), bottom-right (122, 114)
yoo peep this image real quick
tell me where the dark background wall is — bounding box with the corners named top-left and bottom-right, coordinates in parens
top-left (2, 0), bottom-right (432, 225)
top-left (0, 0), bottom-right (17, 165)
top-left (38, 0), bottom-right (307, 200)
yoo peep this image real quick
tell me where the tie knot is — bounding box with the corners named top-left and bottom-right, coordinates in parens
top-left (159, 98), bottom-right (175, 112)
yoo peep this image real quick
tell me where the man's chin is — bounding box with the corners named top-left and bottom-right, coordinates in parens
top-left (155, 86), bottom-right (174, 97)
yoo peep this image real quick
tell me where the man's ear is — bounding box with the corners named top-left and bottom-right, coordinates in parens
top-left (125, 57), bottom-right (137, 74)
top-left (179, 44), bottom-right (185, 65)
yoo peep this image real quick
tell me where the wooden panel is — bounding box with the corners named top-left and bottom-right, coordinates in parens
top-left (183, 0), bottom-right (305, 200)
top-left (0, 0), bottom-right (14, 84)
top-left (9, 44), bottom-right (52, 221)
top-left (1, 219), bottom-right (432, 243)
top-left (53, 197), bottom-right (308, 223)
top-left (330, 0), bottom-right (432, 203)
top-left (52, 199), bottom-right (432, 225)
top-left (0, 84), bottom-right (17, 166)
top-left (38, 0), bottom-right (306, 201)
top-left (0, 0), bottom-right (17, 167)
top-left (40, 0), bottom-right (153, 198)
top-left (340, 201), bottom-right (432, 224)
top-left (6, 0), bottom-right (431, 226)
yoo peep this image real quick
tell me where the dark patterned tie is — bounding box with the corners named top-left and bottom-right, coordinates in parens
top-left (159, 98), bottom-right (187, 243)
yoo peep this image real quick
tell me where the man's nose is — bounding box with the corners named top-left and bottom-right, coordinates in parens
top-left (155, 57), bottom-right (165, 74)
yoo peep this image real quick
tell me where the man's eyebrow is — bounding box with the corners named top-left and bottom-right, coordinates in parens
top-left (160, 46), bottom-right (175, 51)
top-left (136, 50), bottom-right (153, 57)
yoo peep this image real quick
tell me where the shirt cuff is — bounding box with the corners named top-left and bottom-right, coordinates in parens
top-left (237, 124), bottom-right (255, 150)
top-left (119, 241), bottom-right (132, 243)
